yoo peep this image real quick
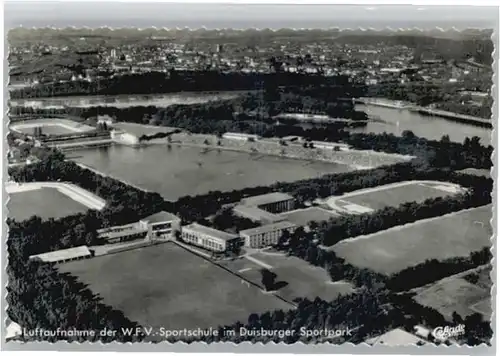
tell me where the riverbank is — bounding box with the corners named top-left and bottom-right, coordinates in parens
top-left (358, 97), bottom-right (492, 128)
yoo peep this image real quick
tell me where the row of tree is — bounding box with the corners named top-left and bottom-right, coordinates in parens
top-left (9, 70), bottom-right (360, 99)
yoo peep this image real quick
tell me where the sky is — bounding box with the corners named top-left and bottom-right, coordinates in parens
top-left (4, 3), bottom-right (499, 29)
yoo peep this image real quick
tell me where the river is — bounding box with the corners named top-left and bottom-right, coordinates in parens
top-left (352, 104), bottom-right (491, 144)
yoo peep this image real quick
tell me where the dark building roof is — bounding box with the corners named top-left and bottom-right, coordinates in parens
top-left (241, 192), bottom-right (294, 207)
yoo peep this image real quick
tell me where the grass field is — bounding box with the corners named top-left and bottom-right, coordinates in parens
top-left (279, 207), bottom-right (340, 228)
top-left (331, 205), bottom-right (492, 275)
top-left (219, 252), bottom-right (355, 302)
top-left (413, 265), bottom-right (492, 321)
top-left (341, 182), bottom-right (463, 212)
top-left (8, 187), bottom-right (89, 220)
top-left (59, 243), bottom-right (292, 339)
top-left (72, 144), bottom-right (353, 201)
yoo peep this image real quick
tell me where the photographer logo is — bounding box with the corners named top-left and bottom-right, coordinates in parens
top-left (432, 325), bottom-right (465, 341)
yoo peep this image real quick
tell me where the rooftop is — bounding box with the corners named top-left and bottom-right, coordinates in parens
top-left (98, 223), bottom-right (148, 240)
top-left (233, 204), bottom-right (286, 223)
top-left (29, 245), bottom-right (91, 263)
top-left (241, 192), bottom-right (294, 207)
top-left (365, 328), bottom-right (426, 346)
top-left (183, 223), bottom-right (239, 241)
top-left (239, 221), bottom-right (297, 236)
top-left (140, 210), bottom-right (180, 224)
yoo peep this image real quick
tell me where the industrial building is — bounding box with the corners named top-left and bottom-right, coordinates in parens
top-left (181, 223), bottom-right (240, 252)
top-left (240, 192), bottom-right (295, 213)
top-left (239, 221), bottom-right (297, 248)
top-left (233, 204), bottom-right (286, 224)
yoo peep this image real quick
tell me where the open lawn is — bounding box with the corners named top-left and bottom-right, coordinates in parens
top-left (59, 243), bottom-right (292, 340)
top-left (219, 252), bottom-right (355, 303)
top-left (414, 265), bottom-right (492, 321)
top-left (8, 187), bottom-right (89, 221)
top-left (331, 205), bottom-right (492, 275)
top-left (279, 207), bottom-right (340, 228)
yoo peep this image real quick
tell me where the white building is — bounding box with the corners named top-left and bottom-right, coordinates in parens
top-left (181, 223), bottom-right (240, 252)
top-left (139, 211), bottom-right (182, 241)
top-left (222, 132), bottom-right (260, 141)
top-left (29, 245), bottom-right (92, 265)
top-left (239, 221), bottom-right (297, 248)
top-left (111, 130), bottom-right (140, 145)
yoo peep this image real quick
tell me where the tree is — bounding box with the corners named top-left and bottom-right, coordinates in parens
top-left (260, 268), bottom-right (277, 291)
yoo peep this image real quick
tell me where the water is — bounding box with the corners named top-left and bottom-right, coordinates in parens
top-left (72, 145), bottom-right (353, 201)
top-left (352, 104), bottom-right (491, 144)
top-left (9, 92), bottom-right (241, 109)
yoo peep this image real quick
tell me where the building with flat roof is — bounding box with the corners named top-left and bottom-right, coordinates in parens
top-left (97, 211), bottom-right (181, 244)
top-left (182, 223), bottom-right (240, 252)
top-left (139, 211), bottom-right (181, 241)
top-left (233, 204), bottom-right (286, 224)
top-left (222, 132), bottom-right (260, 141)
top-left (240, 192), bottom-right (295, 213)
top-left (97, 223), bottom-right (148, 244)
top-left (239, 221), bottom-right (297, 248)
top-left (29, 245), bottom-right (92, 265)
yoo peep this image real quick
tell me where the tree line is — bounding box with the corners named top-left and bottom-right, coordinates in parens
top-left (9, 70), bottom-right (360, 99)
top-left (7, 259), bottom-right (145, 343)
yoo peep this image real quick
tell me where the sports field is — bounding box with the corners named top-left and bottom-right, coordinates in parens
top-left (331, 205), bottom-right (492, 275)
top-left (279, 207), bottom-right (340, 228)
top-left (59, 243), bottom-right (292, 339)
top-left (10, 118), bottom-right (95, 136)
top-left (328, 181), bottom-right (464, 214)
top-left (8, 187), bottom-right (89, 220)
top-left (219, 252), bottom-right (355, 302)
top-left (413, 265), bottom-right (492, 321)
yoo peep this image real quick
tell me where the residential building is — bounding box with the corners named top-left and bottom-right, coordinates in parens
top-left (240, 192), bottom-right (295, 213)
top-left (239, 221), bottom-right (297, 248)
top-left (181, 223), bottom-right (240, 252)
top-left (139, 210), bottom-right (182, 240)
